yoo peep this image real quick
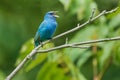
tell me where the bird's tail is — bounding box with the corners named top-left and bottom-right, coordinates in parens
top-left (33, 40), bottom-right (40, 59)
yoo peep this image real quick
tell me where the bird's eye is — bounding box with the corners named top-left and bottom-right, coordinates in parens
top-left (49, 12), bottom-right (54, 15)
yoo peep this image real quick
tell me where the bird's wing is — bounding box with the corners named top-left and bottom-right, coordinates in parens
top-left (34, 21), bottom-right (46, 42)
top-left (34, 31), bottom-right (40, 42)
top-left (34, 31), bottom-right (41, 47)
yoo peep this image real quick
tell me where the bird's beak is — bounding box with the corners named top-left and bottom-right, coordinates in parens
top-left (53, 11), bottom-right (59, 18)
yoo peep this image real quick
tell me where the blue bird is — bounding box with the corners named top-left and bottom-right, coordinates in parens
top-left (34, 11), bottom-right (59, 47)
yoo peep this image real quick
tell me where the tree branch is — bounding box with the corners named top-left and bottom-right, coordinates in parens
top-left (89, 8), bottom-right (96, 22)
top-left (5, 7), bottom-right (118, 80)
top-left (35, 7), bottom-right (118, 50)
top-left (36, 36), bottom-right (120, 53)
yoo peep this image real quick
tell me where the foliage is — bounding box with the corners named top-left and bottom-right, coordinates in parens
top-left (59, 0), bottom-right (97, 20)
top-left (0, 70), bottom-right (5, 80)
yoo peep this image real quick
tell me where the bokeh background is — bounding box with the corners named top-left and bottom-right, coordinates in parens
top-left (0, 0), bottom-right (120, 80)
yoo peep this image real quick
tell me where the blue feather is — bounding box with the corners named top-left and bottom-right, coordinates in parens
top-left (34, 11), bottom-right (58, 47)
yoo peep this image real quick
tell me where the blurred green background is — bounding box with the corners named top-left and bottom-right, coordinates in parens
top-left (0, 0), bottom-right (120, 80)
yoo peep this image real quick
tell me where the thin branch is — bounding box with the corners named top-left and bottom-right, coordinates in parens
top-left (37, 36), bottom-right (120, 53)
top-left (35, 7), bottom-right (118, 50)
top-left (69, 45), bottom-right (90, 48)
top-left (105, 7), bottom-right (119, 14)
top-left (89, 8), bottom-right (96, 22)
top-left (65, 37), bottom-right (68, 44)
top-left (92, 45), bottom-right (98, 80)
top-left (6, 7), bottom-right (118, 80)
top-left (37, 45), bottom-right (90, 53)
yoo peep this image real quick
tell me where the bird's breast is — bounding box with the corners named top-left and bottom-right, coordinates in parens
top-left (38, 20), bottom-right (57, 41)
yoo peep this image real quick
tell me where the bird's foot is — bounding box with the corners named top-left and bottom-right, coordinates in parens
top-left (39, 41), bottom-right (43, 47)
top-left (48, 38), bottom-right (53, 41)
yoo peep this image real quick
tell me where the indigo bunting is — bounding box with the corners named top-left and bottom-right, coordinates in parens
top-left (34, 11), bottom-right (59, 47)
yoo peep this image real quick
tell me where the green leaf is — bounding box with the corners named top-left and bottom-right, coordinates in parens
top-left (25, 42), bottom-right (60, 72)
top-left (0, 70), bottom-right (5, 80)
top-left (64, 57), bottom-right (87, 80)
top-left (98, 42), bottom-right (114, 70)
top-left (61, 0), bottom-right (98, 20)
top-left (59, 0), bottom-right (71, 11)
top-left (64, 25), bottom-right (96, 62)
top-left (113, 41), bottom-right (120, 65)
top-left (96, 17), bottom-right (109, 38)
top-left (36, 62), bottom-right (69, 80)
top-left (15, 38), bottom-right (34, 66)
top-left (107, 7), bottom-right (120, 19)
top-left (25, 54), bottom-right (47, 72)
top-left (82, 1), bottom-right (97, 20)
top-left (108, 14), bottom-right (120, 30)
top-left (70, 25), bottom-right (97, 42)
top-left (76, 50), bottom-right (92, 68)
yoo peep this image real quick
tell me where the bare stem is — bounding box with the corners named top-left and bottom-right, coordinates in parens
top-left (37, 36), bottom-right (120, 53)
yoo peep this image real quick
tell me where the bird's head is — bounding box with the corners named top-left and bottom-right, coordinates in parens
top-left (44, 11), bottom-right (59, 20)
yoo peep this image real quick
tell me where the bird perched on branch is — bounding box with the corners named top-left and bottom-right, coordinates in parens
top-left (34, 11), bottom-right (59, 47)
